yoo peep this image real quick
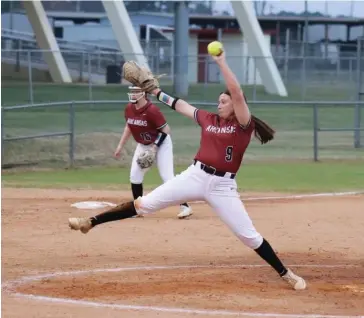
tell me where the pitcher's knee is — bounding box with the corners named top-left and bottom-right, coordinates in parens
top-left (134, 195), bottom-right (156, 216)
top-left (238, 233), bottom-right (264, 250)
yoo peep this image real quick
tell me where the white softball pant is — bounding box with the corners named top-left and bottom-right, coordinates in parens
top-left (130, 135), bottom-right (175, 184)
top-left (135, 162), bottom-right (263, 250)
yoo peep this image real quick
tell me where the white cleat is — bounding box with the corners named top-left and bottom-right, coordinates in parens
top-left (68, 217), bottom-right (93, 234)
top-left (282, 269), bottom-right (307, 290)
top-left (177, 205), bottom-right (193, 219)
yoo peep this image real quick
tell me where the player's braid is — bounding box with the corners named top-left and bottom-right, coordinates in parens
top-left (223, 90), bottom-right (275, 144)
top-left (244, 94), bottom-right (275, 144)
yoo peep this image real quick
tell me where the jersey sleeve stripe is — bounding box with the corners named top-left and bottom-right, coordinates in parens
top-left (239, 115), bottom-right (252, 130)
top-left (194, 109), bottom-right (200, 124)
top-left (156, 122), bottom-right (167, 130)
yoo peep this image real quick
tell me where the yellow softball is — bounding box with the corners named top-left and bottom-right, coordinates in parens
top-left (207, 41), bottom-right (224, 56)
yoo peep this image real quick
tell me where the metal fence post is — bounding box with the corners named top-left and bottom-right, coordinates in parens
top-left (284, 28), bottom-right (290, 83)
top-left (313, 103), bottom-right (319, 161)
top-left (301, 53), bottom-right (307, 101)
top-left (97, 48), bottom-right (101, 73)
top-left (28, 50), bottom-right (34, 104)
top-left (354, 101), bottom-right (362, 148)
top-left (88, 52), bottom-right (93, 102)
top-left (252, 56), bottom-right (257, 101)
top-left (171, 37), bottom-right (174, 81)
top-left (336, 55), bottom-right (341, 81)
top-left (16, 39), bottom-right (20, 72)
top-left (354, 37), bottom-right (363, 148)
top-left (1, 108), bottom-right (5, 166)
top-left (69, 102), bottom-right (75, 167)
top-left (204, 54), bottom-right (208, 100)
top-left (302, 3), bottom-right (309, 101)
top-left (79, 51), bottom-right (84, 82)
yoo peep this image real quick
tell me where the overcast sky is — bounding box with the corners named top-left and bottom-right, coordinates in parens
top-left (214, 1), bottom-right (364, 18)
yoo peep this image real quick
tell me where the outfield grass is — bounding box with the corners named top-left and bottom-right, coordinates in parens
top-left (2, 162), bottom-right (364, 193)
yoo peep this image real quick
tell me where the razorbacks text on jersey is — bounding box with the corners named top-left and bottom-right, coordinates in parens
top-left (125, 102), bottom-right (167, 145)
top-left (193, 109), bottom-right (254, 173)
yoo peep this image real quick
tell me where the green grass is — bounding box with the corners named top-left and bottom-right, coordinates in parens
top-left (2, 162), bottom-right (364, 193)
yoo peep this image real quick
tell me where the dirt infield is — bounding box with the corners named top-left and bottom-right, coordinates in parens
top-left (2, 188), bottom-right (364, 318)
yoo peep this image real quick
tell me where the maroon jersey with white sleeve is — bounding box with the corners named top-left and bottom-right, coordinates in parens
top-left (193, 109), bottom-right (254, 174)
top-left (125, 101), bottom-right (167, 145)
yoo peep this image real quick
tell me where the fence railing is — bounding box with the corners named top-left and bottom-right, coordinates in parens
top-left (2, 100), bottom-right (363, 169)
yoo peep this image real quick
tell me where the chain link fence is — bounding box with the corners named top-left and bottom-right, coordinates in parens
top-left (2, 100), bottom-right (363, 170)
top-left (2, 37), bottom-right (363, 169)
top-left (1, 36), bottom-right (363, 104)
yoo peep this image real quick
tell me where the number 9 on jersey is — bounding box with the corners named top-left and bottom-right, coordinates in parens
top-left (225, 146), bottom-right (233, 162)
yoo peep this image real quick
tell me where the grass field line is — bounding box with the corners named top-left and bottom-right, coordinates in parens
top-left (4, 264), bottom-right (363, 318)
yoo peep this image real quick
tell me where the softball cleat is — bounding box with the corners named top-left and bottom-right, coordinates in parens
top-left (282, 269), bottom-right (307, 290)
top-left (177, 206), bottom-right (193, 219)
top-left (68, 217), bottom-right (92, 234)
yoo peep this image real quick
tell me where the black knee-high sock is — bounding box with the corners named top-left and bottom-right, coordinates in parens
top-left (254, 239), bottom-right (288, 276)
top-left (131, 183), bottom-right (143, 200)
top-left (90, 201), bottom-right (137, 227)
top-left (180, 202), bottom-right (189, 208)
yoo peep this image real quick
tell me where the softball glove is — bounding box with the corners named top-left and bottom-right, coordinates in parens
top-left (136, 148), bottom-right (157, 169)
top-left (122, 61), bottom-right (161, 93)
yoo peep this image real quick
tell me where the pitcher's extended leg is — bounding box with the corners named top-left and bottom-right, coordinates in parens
top-left (206, 193), bottom-right (306, 290)
top-left (135, 165), bottom-right (202, 215)
top-left (69, 166), bottom-right (203, 233)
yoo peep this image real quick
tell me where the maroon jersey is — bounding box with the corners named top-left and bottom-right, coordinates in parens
top-left (194, 109), bottom-right (254, 174)
top-left (125, 101), bottom-right (167, 145)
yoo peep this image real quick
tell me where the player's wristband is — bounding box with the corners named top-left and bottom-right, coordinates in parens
top-left (156, 91), bottom-right (179, 110)
top-left (154, 131), bottom-right (168, 147)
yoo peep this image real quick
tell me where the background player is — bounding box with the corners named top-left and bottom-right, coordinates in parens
top-left (69, 51), bottom-right (306, 290)
top-left (113, 86), bottom-right (192, 219)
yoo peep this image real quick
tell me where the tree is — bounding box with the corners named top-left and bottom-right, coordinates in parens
top-left (253, 0), bottom-right (267, 16)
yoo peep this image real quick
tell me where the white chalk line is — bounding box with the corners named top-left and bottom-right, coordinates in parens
top-left (8, 292), bottom-right (364, 318)
top-left (71, 190), bottom-right (364, 209)
top-left (3, 264), bottom-right (364, 318)
top-left (156, 190), bottom-right (364, 204)
top-left (186, 190), bottom-right (364, 205)
top-left (242, 191), bottom-right (364, 201)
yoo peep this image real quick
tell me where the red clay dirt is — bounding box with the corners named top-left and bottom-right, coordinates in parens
top-left (2, 188), bottom-right (364, 318)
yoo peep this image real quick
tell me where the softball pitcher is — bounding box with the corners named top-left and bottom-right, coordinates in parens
top-left (69, 52), bottom-right (306, 290)
top-left (113, 86), bottom-right (192, 219)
